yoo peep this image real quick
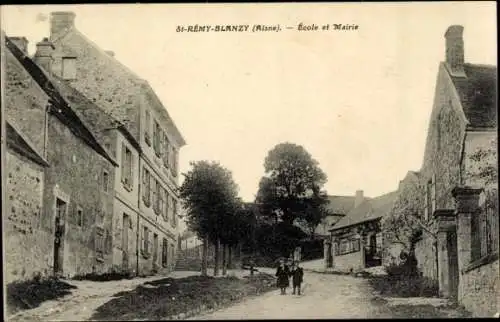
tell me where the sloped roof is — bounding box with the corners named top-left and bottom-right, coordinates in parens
top-left (326, 195), bottom-right (356, 215)
top-left (330, 190), bottom-right (398, 231)
top-left (450, 63), bottom-right (497, 129)
top-left (5, 35), bottom-right (117, 167)
top-left (6, 121), bottom-right (50, 167)
top-left (50, 75), bottom-right (141, 152)
top-left (53, 26), bottom-right (186, 147)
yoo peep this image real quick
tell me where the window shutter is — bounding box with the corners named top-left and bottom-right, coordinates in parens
top-left (431, 174), bottom-right (437, 212)
top-left (121, 143), bottom-right (126, 182)
top-left (142, 167), bottom-right (147, 200)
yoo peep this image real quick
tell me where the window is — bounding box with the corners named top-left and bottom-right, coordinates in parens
top-left (142, 167), bottom-right (151, 207)
top-left (141, 226), bottom-right (151, 257)
top-left (95, 227), bottom-right (105, 261)
top-left (425, 175), bottom-right (436, 221)
top-left (164, 190), bottom-right (170, 222)
top-left (153, 121), bottom-right (161, 157)
top-left (336, 238), bottom-right (361, 256)
top-left (152, 178), bottom-right (157, 212)
top-left (172, 199), bottom-right (177, 227)
top-left (62, 57), bottom-right (77, 80)
top-left (471, 189), bottom-right (499, 262)
top-left (163, 133), bottom-right (170, 167)
top-left (121, 143), bottom-right (133, 190)
top-left (155, 180), bottom-right (161, 215)
top-left (76, 206), bottom-right (83, 227)
top-left (144, 110), bottom-right (151, 146)
top-left (172, 148), bottom-right (178, 177)
top-left (102, 170), bottom-right (109, 192)
top-left (162, 238), bottom-right (169, 267)
top-left (170, 243), bottom-right (175, 266)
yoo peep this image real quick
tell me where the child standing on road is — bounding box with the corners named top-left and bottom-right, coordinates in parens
top-left (290, 262), bottom-right (304, 295)
top-left (276, 258), bottom-right (290, 295)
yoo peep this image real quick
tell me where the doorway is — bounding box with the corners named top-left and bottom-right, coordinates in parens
top-left (153, 233), bottom-right (159, 267)
top-left (122, 214), bottom-right (130, 269)
top-left (54, 198), bottom-right (67, 276)
top-left (447, 230), bottom-right (459, 301)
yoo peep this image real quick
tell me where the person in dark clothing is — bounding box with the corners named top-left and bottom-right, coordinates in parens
top-left (275, 259), bottom-right (290, 295)
top-left (290, 262), bottom-right (304, 295)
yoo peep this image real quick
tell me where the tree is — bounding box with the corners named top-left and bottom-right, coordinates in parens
top-left (255, 142), bottom-right (331, 232)
top-left (179, 161), bottom-right (240, 276)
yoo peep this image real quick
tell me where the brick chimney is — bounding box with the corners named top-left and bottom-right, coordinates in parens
top-left (50, 11), bottom-right (76, 39)
top-left (34, 38), bottom-right (55, 73)
top-left (444, 25), bottom-right (466, 77)
top-left (9, 37), bottom-right (28, 54)
top-left (354, 190), bottom-right (364, 208)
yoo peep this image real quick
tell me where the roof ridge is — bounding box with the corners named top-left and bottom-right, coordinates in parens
top-left (73, 29), bottom-right (144, 82)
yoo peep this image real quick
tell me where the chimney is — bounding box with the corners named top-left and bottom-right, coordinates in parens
top-left (444, 25), bottom-right (466, 77)
top-left (10, 37), bottom-right (28, 54)
top-left (50, 11), bottom-right (76, 39)
top-left (34, 38), bottom-right (55, 73)
top-left (354, 190), bottom-right (364, 208)
top-left (104, 50), bottom-right (115, 57)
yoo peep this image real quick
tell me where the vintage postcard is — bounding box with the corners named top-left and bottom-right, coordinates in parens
top-left (1, 2), bottom-right (497, 320)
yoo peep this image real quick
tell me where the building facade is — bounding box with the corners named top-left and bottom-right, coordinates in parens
top-left (4, 34), bottom-right (118, 281)
top-left (383, 25), bottom-right (498, 317)
top-left (35, 11), bottom-right (186, 276)
top-left (325, 190), bottom-right (397, 272)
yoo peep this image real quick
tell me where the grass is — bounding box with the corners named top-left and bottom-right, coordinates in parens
top-left (6, 276), bottom-right (77, 316)
top-left (369, 274), bottom-right (439, 298)
top-left (90, 273), bottom-right (276, 320)
top-left (72, 271), bottom-right (135, 282)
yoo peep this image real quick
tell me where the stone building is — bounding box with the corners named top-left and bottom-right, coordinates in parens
top-left (325, 190), bottom-right (398, 272)
top-left (4, 34), bottom-right (118, 281)
top-left (314, 193), bottom-right (359, 237)
top-left (34, 11), bottom-right (186, 276)
top-left (385, 25), bottom-right (497, 317)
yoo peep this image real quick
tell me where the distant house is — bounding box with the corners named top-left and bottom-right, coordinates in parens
top-left (325, 190), bottom-right (398, 272)
top-left (314, 192), bottom-right (361, 237)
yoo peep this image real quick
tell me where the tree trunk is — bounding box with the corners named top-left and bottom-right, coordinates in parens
top-left (213, 239), bottom-right (220, 276)
top-left (222, 244), bottom-right (227, 275)
top-left (228, 245), bottom-right (233, 269)
top-left (201, 236), bottom-right (208, 276)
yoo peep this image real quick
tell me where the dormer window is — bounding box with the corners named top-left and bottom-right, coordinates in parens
top-left (62, 57), bottom-right (77, 80)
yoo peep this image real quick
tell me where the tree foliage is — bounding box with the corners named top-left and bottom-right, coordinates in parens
top-left (466, 137), bottom-right (498, 188)
top-left (381, 175), bottom-right (431, 254)
top-left (179, 161), bottom-right (240, 244)
top-left (255, 142), bottom-right (331, 231)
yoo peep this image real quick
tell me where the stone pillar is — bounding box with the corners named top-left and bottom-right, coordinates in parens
top-left (452, 187), bottom-right (483, 301)
top-left (324, 239), bottom-right (331, 269)
top-left (355, 232), bottom-right (365, 269)
top-left (330, 236), bottom-right (336, 268)
top-left (434, 209), bottom-right (456, 298)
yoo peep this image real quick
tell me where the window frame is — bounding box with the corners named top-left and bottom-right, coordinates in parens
top-left (61, 56), bottom-right (77, 80)
top-left (76, 206), bottom-right (83, 227)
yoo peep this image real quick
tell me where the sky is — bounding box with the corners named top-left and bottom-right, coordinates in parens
top-left (1, 3), bottom-right (497, 207)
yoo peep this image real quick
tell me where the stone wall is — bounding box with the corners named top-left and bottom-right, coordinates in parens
top-left (333, 250), bottom-right (364, 273)
top-left (42, 115), bottom-right (116, 277)
top-left (460, 259), bottom-right (499, 317)
top-left (4, 47), bottom-right (47, 153)
top-left (414, 229), bottom-right (438, 280)
top-left (4, 150), bottom-right (52, 284)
